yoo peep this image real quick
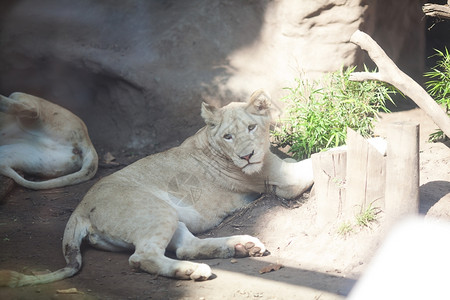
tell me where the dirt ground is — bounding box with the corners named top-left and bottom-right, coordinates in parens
top-left (0, 107), bottom-right (449, 300)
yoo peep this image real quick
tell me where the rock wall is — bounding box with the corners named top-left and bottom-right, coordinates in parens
top-left (0, 0), bottom-right (425, 153)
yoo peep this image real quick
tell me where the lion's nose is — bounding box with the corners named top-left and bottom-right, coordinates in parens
top-left (240, 150), bottom-right (254, 162)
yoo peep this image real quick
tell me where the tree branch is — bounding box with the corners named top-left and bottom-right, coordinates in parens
top-left (349, 30), bottom-right (450, 139)
top-left (423, 2), bottom-right (450, 20)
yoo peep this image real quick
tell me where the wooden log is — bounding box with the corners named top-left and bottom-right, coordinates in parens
top-left (345, 128), bottom-right (386, 220)
top-left (349, 30), bottom-right (450, 139)
top-left (385, 122), bottom-right (420, 219)
top-left (312, 149), bottom-right (347, 225)
top-left (423, 1), bottom-right (450, 20)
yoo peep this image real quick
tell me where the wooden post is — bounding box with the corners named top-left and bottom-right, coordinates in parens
top-left (312, 150), bottom-right (347, 225)
top-left (385, 122), bottom-right (420, 219)
top-left (345, 128), bottom-right (386, 220)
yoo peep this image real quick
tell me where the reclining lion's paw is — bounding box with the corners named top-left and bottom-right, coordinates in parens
top-left (175, 263), bottom-right (212, 281)
top-left (233, 237), bottom-right (270, 258)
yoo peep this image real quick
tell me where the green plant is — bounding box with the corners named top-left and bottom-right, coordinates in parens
top-left (273, 67), bottom-right (396, 160)
top-left (337, 202), bottom-right (381, 236)
top-left (337, 221), bottom-right (353, 236)
top-left (355, 202), bottom-right (381, 228)
top-left (425, 48), bottom-right (450, 142)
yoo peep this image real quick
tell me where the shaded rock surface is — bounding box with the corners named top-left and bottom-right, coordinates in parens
top-left (0, 0), bottom-right (425, 152)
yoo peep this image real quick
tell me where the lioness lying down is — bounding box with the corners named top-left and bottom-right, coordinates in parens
top-left (0, 89), bottom-right (313, 286)
top-left (0, 92), bottom-right (98, 198)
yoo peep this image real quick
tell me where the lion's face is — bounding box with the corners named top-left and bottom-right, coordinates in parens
top-left (201, 90), bottom-right (272, 175)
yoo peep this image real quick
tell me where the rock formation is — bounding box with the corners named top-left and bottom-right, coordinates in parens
top-left (0, 0), bottom-right (425, 151)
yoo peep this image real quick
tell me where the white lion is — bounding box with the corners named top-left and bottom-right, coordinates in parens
top-left (0, 89), bottom-right (313, 286)
top-left (0, 92), bottom-right (98, 199)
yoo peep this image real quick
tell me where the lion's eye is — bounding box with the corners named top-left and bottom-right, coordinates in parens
top-left (248, 124), bottom-right (257, 132)
top-left (223, 133), bottom-right (233, 140)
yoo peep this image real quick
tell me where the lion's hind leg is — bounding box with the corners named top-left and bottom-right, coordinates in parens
top-left (121, 205), bottom-right (212, 281)
top-left (0, 93), bottom-right (39, 119)
top-left (129, 242), bottom-right (212, 281)
top-left (168, 222), bottom-right (269, 260)
top-left (128, 234), bottom-right (212, 280)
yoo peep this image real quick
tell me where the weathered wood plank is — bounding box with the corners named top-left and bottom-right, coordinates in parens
top-left (345, 128), bottom-right (386, 220)
top-left (385, 122), bottom-right (420, 219)
top-left (312, 149), bottom-right (347, 225)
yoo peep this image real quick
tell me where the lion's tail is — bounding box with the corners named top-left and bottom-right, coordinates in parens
top-left (2, 145), bottom-right (98, 190)
top-left (0, 214), bottom-right (87, 287)
top-left (0, 267), bottom-right (78, 288)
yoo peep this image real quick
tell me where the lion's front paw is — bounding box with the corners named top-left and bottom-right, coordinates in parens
top-left (176, 263), bottom-right (212, 281)
top-left (233, 237), bottom-right (270, 258)
top-left (190, 263), bottom-right (213, 281)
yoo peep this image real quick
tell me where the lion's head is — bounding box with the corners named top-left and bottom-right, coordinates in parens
top-left (201, 89), bottom-right (272, 175)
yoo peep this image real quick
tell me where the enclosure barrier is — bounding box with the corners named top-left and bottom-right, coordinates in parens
top-left (312, 124), bottom-right (419, 225)
top-left (310, 29), bottom-right (450, 225)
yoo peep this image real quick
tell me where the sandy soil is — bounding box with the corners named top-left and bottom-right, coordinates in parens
top-left (0, 108), bottom-right (449, 300)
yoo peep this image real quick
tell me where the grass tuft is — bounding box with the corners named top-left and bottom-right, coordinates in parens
top-left (337, 202), bottom-right (381, 236)
top-left (355, 202), bottom-right (381, 228)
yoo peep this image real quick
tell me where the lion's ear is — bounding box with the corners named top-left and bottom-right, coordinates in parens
top-left (246, 89), bottom-right (271, 115)
top-left (201, 102), bottom-right (219, 126)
